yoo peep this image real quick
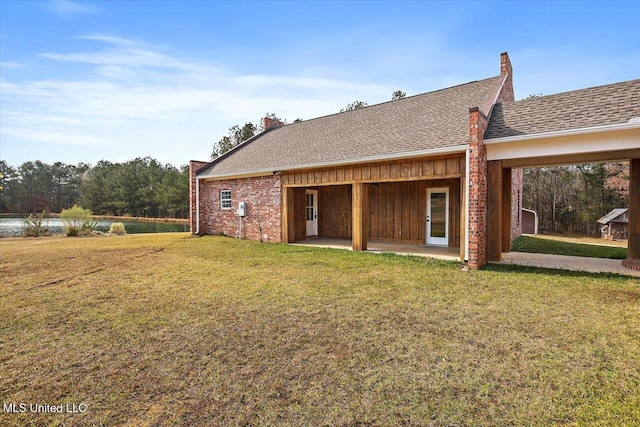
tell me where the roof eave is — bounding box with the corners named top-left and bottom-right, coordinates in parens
top-left (485, 120), bottom-right (640, 145)
top-left (196, 144), bottom-right (469, 180)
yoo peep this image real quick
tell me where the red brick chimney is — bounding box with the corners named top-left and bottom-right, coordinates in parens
top-left (262, 117), bottom-right (285, 130)
top-left (500, 52), bottom-right (512, 76)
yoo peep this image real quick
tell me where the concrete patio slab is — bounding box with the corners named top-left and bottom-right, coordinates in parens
top-left (290, 238), bottom-right (460, 261)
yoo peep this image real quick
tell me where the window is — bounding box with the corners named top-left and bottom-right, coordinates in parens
top-left (220, 190), bottom-right (231, 209)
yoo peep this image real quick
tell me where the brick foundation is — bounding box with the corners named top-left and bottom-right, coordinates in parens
top-left (622, 258), bottom-right (640, 272)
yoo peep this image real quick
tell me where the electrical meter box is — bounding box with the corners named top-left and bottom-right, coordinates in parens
top-left (237, 202), bottom-right (246, 217)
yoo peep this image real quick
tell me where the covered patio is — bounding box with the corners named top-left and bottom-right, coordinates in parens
top-left (281, 154), bottom-right (468, 260)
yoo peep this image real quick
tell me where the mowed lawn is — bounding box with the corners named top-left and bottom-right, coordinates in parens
top-left (512, 235), bottom-right (628, 259)
top-left (1, 234), bottom-right (639, 426)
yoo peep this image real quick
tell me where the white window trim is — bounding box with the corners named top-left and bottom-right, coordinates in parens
top-left (220, 189), bottom-right (232, 210)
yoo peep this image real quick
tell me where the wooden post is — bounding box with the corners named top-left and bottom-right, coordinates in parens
top-left (352, 182), bottom-right (368, 251)
top-left (629, 159), bottom-right (640, 260)
top-left (486, 160), bottom-right (502, 262)
top-left (502, 167), bottom-right (512, 252)
top-left (460, 176), bottom-right (466, 261)
top-left (282, 187), bottom-right (295, 243)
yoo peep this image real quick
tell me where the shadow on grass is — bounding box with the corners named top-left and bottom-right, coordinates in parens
top-left (484, 262), bottom-right (637, 280)
top-left (512, 235), bottom-right (627, 259)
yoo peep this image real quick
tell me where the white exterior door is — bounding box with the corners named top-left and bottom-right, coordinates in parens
top-left (426, 187), bottom-right (449, 246)
top-left (305, 190), bottom-right (318, 236)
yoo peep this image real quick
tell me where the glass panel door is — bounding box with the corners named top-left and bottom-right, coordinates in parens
top-left (427, 188), bottom-right (449, 246)
top-left (305, 190), bottom-right (318, 236)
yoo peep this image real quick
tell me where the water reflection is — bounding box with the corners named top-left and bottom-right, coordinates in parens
top-left (0, 218), bottom-right (188, 237)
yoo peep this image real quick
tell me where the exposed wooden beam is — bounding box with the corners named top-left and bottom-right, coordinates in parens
top-left (352, 182), bottom-right (368, 251)
top-left (486, 160), bottom-right (503, 262)
top-left (282, 187), bottom-right (295, 243)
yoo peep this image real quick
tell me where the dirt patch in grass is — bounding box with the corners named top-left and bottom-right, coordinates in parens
top-left (1, 234), bottom-right (639, 426)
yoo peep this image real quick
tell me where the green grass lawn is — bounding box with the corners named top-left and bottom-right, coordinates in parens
top-left (1, 234), bottom-right (639, 426)
top-left (513, 235), bottom-right (628, 259)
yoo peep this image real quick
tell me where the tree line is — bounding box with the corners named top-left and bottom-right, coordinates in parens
top-left (0, 157), bottom-right (189, 218)
top-left (522, 162), bottom-right (629, 235)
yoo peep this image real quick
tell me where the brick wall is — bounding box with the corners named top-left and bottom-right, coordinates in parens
top-left (198, 175), bottom-right (282, 242)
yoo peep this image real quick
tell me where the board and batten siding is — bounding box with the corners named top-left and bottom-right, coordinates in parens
top-left (281, 154), bottom-right (466, 187)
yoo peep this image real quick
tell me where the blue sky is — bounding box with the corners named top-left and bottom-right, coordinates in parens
top-left (1, 0), bottom-right (639, 167)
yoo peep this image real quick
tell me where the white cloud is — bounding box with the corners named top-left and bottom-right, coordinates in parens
top-left (1, 35), bottom-right (395, 165)
top-left (0, 62), bottom-right (22, 68)
top-left (45, 0), bottom-right (98, 16)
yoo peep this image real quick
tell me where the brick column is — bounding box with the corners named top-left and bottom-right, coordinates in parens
top-left (623, 158), bottom-right (640, 271)
top-left (189, 160), bottom-right (209, 234)
top-left (467, 107), bottom-right (488, 269)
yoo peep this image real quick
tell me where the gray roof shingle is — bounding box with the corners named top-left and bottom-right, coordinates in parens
top-left (597, 208), bottom-right (628, 224)
top-left (485, 79), bottom-right (640, 140)
top-left (199, 75), bottom-right (504, 177)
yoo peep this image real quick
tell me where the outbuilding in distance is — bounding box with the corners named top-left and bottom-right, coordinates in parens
top-left (597, 208), bottom-right (629, 241)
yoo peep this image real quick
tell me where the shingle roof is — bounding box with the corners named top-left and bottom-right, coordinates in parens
top-left (485, 79), bottom-right (640, 140)
top-left (198, 75), bottom-right (504, 177)
top-left (597, 208), bottom-right (628, 225)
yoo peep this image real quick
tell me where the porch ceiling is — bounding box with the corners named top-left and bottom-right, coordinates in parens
top-left (485, 123), bottom-right (640, 168)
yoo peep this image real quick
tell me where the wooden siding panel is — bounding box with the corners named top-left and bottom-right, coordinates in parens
top-left (318, 185), bottom-right (351, 239)
top-left (418, 181), bottom-right (427, 243)
top-left (486, 161), bottom-right (503, 261)
top-left (390, 163), bottom-right (399, 179)
top-left (294, 188), bottom-right (306, 241)
top-left (409, 181), bottom-right (419, 241)
top-left (393, 182), bottom-right (402, 239)
top-left (446, 157), bottom-right (458, 175)
top-left (281, 154), bottom-right (465, 187)
top-left (449, 179), bottom-right (461, 247)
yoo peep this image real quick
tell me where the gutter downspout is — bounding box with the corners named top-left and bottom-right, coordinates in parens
top-left (195, 176), bottom-right (200, 235)
top-left (465, 148), bottom-right (470, 261)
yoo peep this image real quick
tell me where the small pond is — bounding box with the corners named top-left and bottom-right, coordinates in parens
top-left (0, 217), bottom-right (188, 237)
